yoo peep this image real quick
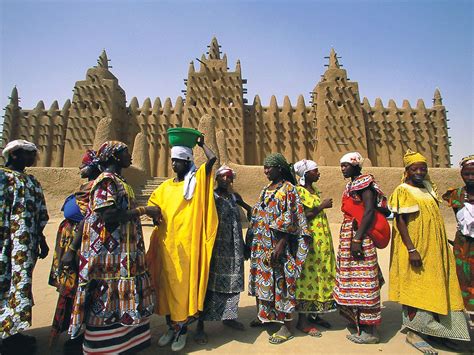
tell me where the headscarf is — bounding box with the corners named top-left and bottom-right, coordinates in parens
top-left (263, 153), bottom-right (296, 185)
top-left (401, 150), bottom-right (437, 197)
top-left (215, 165), bottom-right (236, 179)
top-left (340, 152), bottom-right (364, 166)
top-left (97, 141), bottom-right (128, 164)
top-left (2, 139), bottom-right (38, 162)
top-left (460, 154), bottom-right (474, 168)
top-left (170, 145), bottom-right (197, 200)
top-left (293, 159), bottom-right (318, 186)
top-left (171, 146), bottom-right (194, 162)
top-left (80, 149), bottom-right (99, 169)
top-left (403, 149), bottom-right (427, 168)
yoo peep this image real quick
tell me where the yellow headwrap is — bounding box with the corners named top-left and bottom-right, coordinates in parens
top-left (460, 154), bottom-right (474, 168)
top-left (403, 149), bottom-right (427, 168)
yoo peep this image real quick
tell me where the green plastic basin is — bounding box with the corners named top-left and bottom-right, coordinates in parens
top-left (167, 127), bottom-right (202, 148)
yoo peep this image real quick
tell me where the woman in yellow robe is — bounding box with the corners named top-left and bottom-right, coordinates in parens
top-left (388, 150), bottom-right (470, 353)
top-left (146, 137), bottom-right (218, 352)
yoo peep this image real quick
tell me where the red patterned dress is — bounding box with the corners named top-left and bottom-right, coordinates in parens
top-left (333, 174), bottom-right (386, 330)
top-left (68, 172), bottom-right (155, 353)
top-left (248, 180), bottom-right (310, 323)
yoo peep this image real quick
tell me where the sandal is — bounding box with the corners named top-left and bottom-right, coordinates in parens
top-left (296, 325), bottom-right (322, 337)
top-left (269, 332), bottom-right (294, 344)
top-left (308, 315), bottom-right (332, 329)
top-left (406, 331), bottom-right (438, 354)
top-left (158, 328), bottom-right (175, 347)
top-left (171, 333), bottom-right (187, 352)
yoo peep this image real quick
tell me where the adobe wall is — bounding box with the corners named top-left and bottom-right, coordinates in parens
top-left (30, 166), bottom-right (462, 226)
top-left (28, 166), bottom-right (149, 218)
top-left (230, 165), bottom-right (462, 225)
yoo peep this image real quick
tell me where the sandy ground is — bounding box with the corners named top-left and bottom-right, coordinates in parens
top-left (20, 220), bottom-right (474, 354)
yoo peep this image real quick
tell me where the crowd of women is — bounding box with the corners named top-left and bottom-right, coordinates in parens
top-left (0, 137), bottom-right (472, 354)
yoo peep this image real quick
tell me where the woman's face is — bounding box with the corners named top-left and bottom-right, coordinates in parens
top-left (116, 148), bottom-right (132, 168)
top-left (406, 162), bottom-right (428, 185)
top-left (340, 162), bottom-right (357, 178)
top-left (263, 165), bottom-right (281, 182)
top-left (11, 149), bottom-right (37, 167)
top-left (216, 173), bottom-right (233, 190)
top-left (305, 168), bottom-right (320, 183)
top-left (461, 164), bottom-right (474, 188)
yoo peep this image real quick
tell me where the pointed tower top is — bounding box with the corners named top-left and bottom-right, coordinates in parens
top-left (329, 48), bottom-right (340, 69)
top-left (208, 37), bottom-right (221, 60)
top-left (188, 61), bottom-right (195, 74)
top-left (433, 88), bottom-right (443, 106)
top-left (9, 86), bottom-right (18, 104)
top-left (97, 49), bottom-right (111, 69)
top-left (235, 59), bottom-right (241, 74)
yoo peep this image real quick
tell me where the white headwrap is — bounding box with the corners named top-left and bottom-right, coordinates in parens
top-left (2, 139), bottom-right (38, 162)
top-left (170, 145), bottom-right (196, 200)
top-left (340, 152), bottom-right (364, 166)
top-left (215, 165), bottom-right (236, 179)
top-left (293, 159), bottom-right (318, 186)
top-left (171, 146), bottom-right (194, 162)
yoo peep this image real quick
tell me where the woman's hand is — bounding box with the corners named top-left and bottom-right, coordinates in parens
top-left (196, 135), bottom-right (205, 147)
top-left (271, 238), bottom-right (287, 266)
top-left (409, 250), bottom-right (422, 267)
top-left (145, 206), bottom-right (161, 219)
top-left (60, 249), bottom-right (76, 270)
top-left (38, 237), bottom-right (49, 259)
top-left (320, 198), bottom-right (333, 210)
top-left (350, 240), bottom-right (364, 260)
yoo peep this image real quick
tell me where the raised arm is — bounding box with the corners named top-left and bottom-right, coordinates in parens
top-left (196, 135), bottom-right (217, 175)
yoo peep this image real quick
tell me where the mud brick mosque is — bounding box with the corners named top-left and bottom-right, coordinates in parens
top-left (1, 37), bottom-right (451, 176)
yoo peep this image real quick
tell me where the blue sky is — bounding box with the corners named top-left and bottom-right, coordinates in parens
top-left (1, 0), bottom-right (472, 164)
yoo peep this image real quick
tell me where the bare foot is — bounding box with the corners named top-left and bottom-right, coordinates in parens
top-left (347, 330), bottom-right (379, 344)
top-left (406, 331), bottom-right (438, 354)
top-left (194, 328), bottom-right (208, 345)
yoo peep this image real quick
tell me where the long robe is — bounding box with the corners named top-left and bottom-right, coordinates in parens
top-left (0, 168), bottom-right (49, 339)
top-left (146, 164), bottom-right (218, 322)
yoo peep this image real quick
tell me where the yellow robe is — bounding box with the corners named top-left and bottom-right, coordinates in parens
top-left (146, 165), bottom-right (218, 322)
top-left (388, 182), bottom-right (464, 315)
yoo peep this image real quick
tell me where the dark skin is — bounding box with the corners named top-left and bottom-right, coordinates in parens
top-left (215, 173), bottom-right (252, 220)
top-left (394, 162), bottom-right (427, 268)
top-left (340, 162), bottom-right (376, 261)
top-left (6, 149), bottom-right (49, 259)
top-left (302, 168), bottom-right (333, 220)
top-left (456, 164), bottom-right (474, 212)
top-left (61, 147), bottom-right (161, 268)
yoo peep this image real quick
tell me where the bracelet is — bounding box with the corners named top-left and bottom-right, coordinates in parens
top-left (68, 244), bottom-right (77, 252)
top-left (137, 207), bottom-right (146, 216)
top-left (351, 239), bottom-right (362, 243)
top-left (407, 248), bottom-right (417, 253)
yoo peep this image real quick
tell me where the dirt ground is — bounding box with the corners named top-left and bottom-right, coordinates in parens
top-left (22, 219), bottom-right (473, 355)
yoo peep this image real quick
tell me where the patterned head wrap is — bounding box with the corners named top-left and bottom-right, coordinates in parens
top-left (340, 152), bottom-right (364, 166)
top-left (97, 141), bottom-right (128, 164)
top-left (403, 149), bottom-right (427, 168)
top-left (460, 154), bottom-right (474, 168)
top-left (171, 146), bottom-right (194, 162)
top-left (2, 139), bottom-right (38, 162)
top-left (215, 165), bottom-right (236, 179)
top-left (80, 149), bottom-right (99, 169)
top-left (263, 153), bottom-right (296, 185)
top-left (293, 159), bottom-right (318, 186)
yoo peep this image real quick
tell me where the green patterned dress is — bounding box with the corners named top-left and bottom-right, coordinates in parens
top-left (295, 185), bottom-right (337, 313)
